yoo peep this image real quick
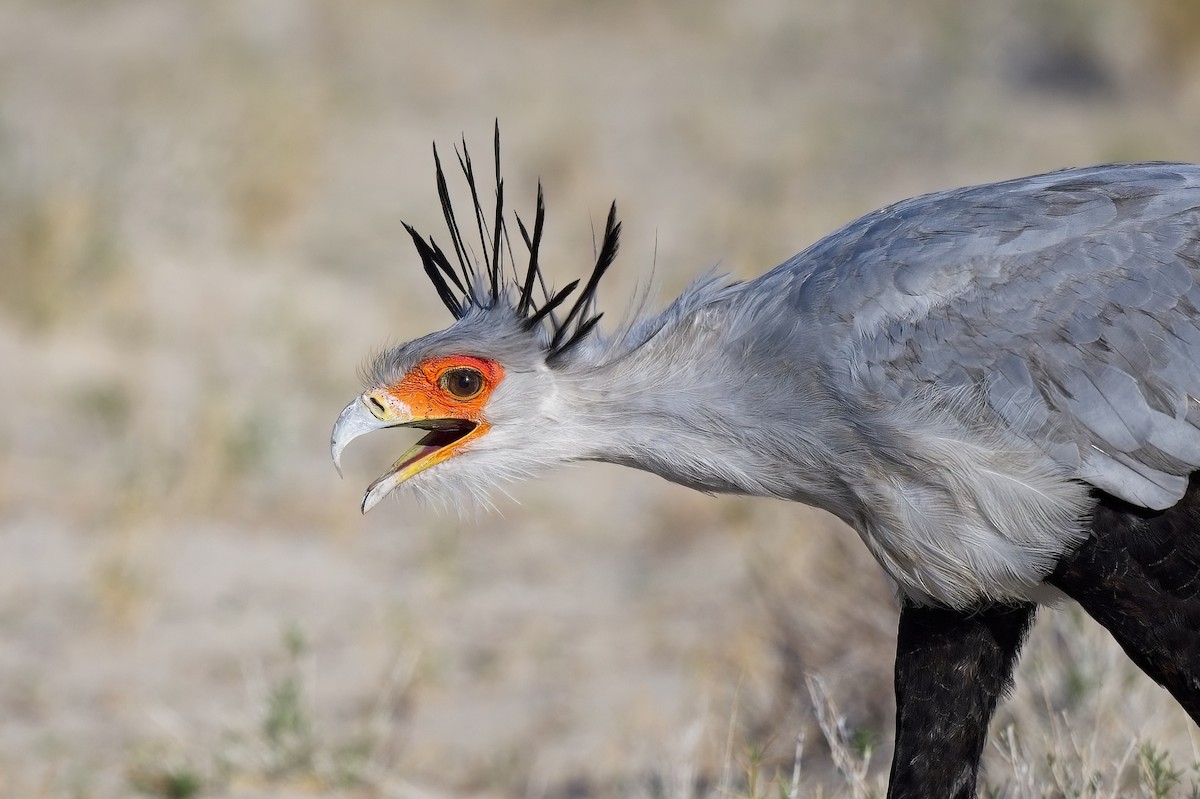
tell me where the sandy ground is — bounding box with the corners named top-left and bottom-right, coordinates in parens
top-left (3, 1), bottom-right (1200, 797)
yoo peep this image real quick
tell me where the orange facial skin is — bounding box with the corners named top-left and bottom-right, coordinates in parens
top-left (384, 355), bottom-right (504, 420)
top-left (360, 355), bottom-right (505, 486)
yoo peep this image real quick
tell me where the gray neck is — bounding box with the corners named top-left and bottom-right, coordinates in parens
top-left (555, 302), bottom-right (868, 526)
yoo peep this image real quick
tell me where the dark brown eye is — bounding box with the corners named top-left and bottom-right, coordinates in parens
top-left (439, 367), bottom-right (484, 399)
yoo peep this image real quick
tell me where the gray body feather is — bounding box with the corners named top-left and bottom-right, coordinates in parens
top-left (572, 163), bottom-right (1200, 606)
top-left (771, 162), bottom-right (1200, 514)
top-left (367, 162), bottom-right (1200, 608)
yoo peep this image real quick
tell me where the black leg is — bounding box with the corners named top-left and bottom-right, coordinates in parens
top-left (1049, 489), bottom-right (1200, 722)
top-left (887, 599), bottom-right (1037, 799)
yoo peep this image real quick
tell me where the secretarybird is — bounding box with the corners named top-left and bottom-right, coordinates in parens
top-left (332, 128), bottom-right (1200, 798)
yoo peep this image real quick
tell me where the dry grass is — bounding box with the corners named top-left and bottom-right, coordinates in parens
top-left (2, 1), bottom-right (1200, 797)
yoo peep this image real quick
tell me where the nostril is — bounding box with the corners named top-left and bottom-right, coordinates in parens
top-left (366, 393), bottom-right (388, 419)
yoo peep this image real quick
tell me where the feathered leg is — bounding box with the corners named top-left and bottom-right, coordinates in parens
top-left (887, 599), bottom-right (1037, 799)
top-left (1048, 487), bottom-right (1200, 722)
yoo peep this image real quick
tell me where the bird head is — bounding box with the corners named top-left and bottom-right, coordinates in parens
top-left (331, 126), bottom-right (621, 513)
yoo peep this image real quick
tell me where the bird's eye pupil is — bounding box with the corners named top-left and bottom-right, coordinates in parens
top-left (442, 368), bottom-right (483, 399)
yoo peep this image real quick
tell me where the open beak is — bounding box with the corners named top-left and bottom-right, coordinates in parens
top-left (331, 394), bottom-right (484, 513)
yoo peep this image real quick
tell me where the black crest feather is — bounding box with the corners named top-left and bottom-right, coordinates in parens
top-left (403, 122), bottom-right (622, 361)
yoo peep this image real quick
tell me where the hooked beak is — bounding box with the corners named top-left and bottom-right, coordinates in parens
top-left (331, 392), bottom-right (484, 514)
top-left (331, 396), bottom-right (390, 479)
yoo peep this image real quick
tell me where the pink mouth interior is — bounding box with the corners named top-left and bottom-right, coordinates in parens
top-left (395, 422), bottom-right (476, 471)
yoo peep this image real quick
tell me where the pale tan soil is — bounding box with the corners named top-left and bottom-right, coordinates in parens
top-left (2, 1), bottom-right (1200, 797)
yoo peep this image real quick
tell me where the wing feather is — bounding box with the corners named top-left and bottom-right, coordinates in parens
top-left (774, 162), bottom-right (1200, 509)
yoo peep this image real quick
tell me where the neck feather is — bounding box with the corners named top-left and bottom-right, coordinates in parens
top-left (548, 297), bottom-right (866, 520)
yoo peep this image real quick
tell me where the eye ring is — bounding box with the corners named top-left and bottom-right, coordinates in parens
top-left (439, 367), bottom-right (485, 400)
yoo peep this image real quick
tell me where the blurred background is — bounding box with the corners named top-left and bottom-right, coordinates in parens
top-left (3, 1), bottom-right (1200, 797)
